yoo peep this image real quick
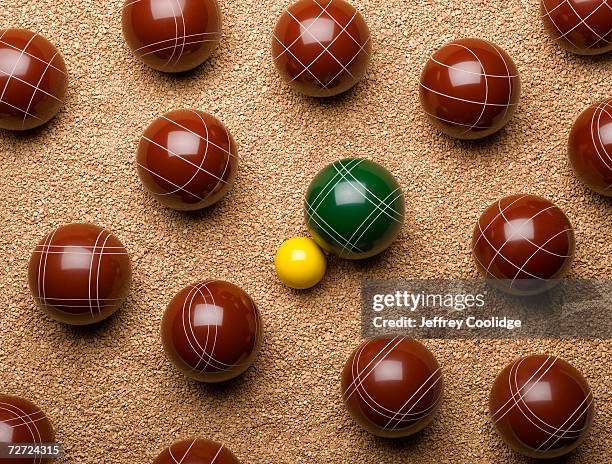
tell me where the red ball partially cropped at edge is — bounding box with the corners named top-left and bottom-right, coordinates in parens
top-left (0, 394), bottom-right (55, 464)
top-left (568, 98), bottom-right (612, 196)
top-left (472, 194), bottom-right (575, 295)
top-left (540, 0), bottom-right (612, 55)
top-left (161, 279), bottom-right (262, 383)
top-left (153, 438), bottom-right (240, 464)
top-left (489, 355), bottom-right (594, 459)
top-left (419, 38), bottom-right (521, 140)
top-left (122, 0), bottom-right (221, 72)
top-left (0, 28), bottom-right (67, 131)
top-left (272, 0), bottom-right (371, 97)
top-left (136, 109), bottom-right (238, 211)
top-left (28, 223), bottom-right (132, 325)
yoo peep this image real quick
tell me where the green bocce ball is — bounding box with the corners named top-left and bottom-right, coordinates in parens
top-left (304, 158), bottom-right (405, 259)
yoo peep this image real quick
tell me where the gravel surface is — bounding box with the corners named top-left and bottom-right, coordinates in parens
top-left (0, 1), bottom-right (610, 463)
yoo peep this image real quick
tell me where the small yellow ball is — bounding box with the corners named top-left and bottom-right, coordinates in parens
top-left (274, 237), bottom-right (327, 289)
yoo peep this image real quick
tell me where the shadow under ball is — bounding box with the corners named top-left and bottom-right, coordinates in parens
top-left (0, 394), bottom-right (55, 464)
top-left (540, 0), bottom-right (612, 55)
top-left (419, 38), bottom-right (520, 140)
top-left (136, 109), bottom-right (238, 210)
top-left (472, 194), bottom-right (575, 296)
top-left (122, 0), bottom-right (221, 73)
top-left (161, 280), bottom-right (262, 383)
top-left (568, 98), bottom-right (612, 196)
top-left (154, 439), bottom-right (240, 464)
top-left (0, 29), bottom-right (67, 131)
top-left (304, 158), bottom-right (405, 259)
top-left (490, 355), bottom-right (594, 459)
top-left (272, 0), bottom-right (371, 97)
top-left (28, 223), bottom-right (132, 325)
top-left (341, 337), bottom-right (443, 438)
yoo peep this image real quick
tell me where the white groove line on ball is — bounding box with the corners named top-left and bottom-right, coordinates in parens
top-left (141, 136), bottom-right (227, 183)
top-left (0, 32), bottom-right (37, 116)
top-left (419, 82), bottom-right (518, 107)
top-left (87, 228), bottom-right (106, 319)
top-left (451, 43), bottom-right (491, 136)
top-left (334, 160), bottom-right (403, 222)
top-left (492, 356), bottom-right (555, 423)
top-left (312, 0), bottom-right (369, 50)
top-left (0, 402), bottom-right (44, 463)
top-left (383, 368), bottom-right (442, 430)
top-left (162, 113), bottom-right (212, 196)
top-left (343, 337), bottom-right (403, 400)
top-left (160, 115), bottom-right (236, 158)
top-left (272, 0), bottom-right (333, 60)
top-left (349, 339), bottom-right (439, 424)
top-left (0, 39), bottom-right (66, 74)
top-left (591, 100), bottom-right (612, 171)
top-left (169, 438), bottom-right (196, 464)
top-left (285, 7), bottom-right (358, 83)
top-left (21, 51), bottom-right (59, 129)
top-left (134, 32), bottom-right (219, 53)
top-left (189, 109), bottom-right (231, 204)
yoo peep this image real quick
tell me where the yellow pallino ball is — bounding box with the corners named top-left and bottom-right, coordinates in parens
top-left (274, 237), bottom-right (327, 289)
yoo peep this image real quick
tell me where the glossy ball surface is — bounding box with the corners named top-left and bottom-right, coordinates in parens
top-left (272, 0), bottom-right (371, 97)
top-left (122, 0), bottom-right (221, 73)
top-left (419, 38), bottom-right (521, 140)
top-left (305, 158), bottom-right (404, 260)
top-left (154, 439), bottom-right (240, 464)
top-left (28, 223), bottom-right (132, 325)
top-left (0, 29), bottom-right (67, 131)
top-left (137, 109), bottom-right (237, 211)
top-left (568, 98), bottom-right (612, 196)
top-left (274, 237), bottom-right (327, 289)
top-left (0, 395), bottom-right (55, 464)
top-left (541, 0), bottom-right (612, 55)
top-left (472, 194), bottom-right (575, 296)
top-left (161, 280), bottom-right (262, 382)
top-left (341, 337), bottom-right (443, 438)
top-left (490, 355), bottom-right (594, 459)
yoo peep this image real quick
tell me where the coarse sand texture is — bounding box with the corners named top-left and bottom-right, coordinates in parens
top-left (0, 1), bottom-right (610, 463)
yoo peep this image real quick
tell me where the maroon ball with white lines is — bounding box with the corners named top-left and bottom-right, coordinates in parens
top-left (122, 0), bottom-right (221, 73)
top-left (472, 194), bottom-right (575, 296)
top-left (153, 438), bottom-right (240, 464)
top-left (341, 337), bottom-right (443, 438)
top-left (137, 109), bottom-right (238, 211)
top-left (540, 0), bottom-right (612, 55)
top-left (0, 394), bottom-right (55, 464)
top-left (568, 98), bottom-right (612, 196)
top-left (490, 355), bottom-right (595, 459)
top-left (0, 28), bottom-right (67, 131)
top-left (272, 0), bottom-right (372, 97)
top-left (28, 223), bottom-right (132, 325)
top-left (161, 280), bottom-right (262, 383)
top-left (419, 38), bottom-right (521, 140)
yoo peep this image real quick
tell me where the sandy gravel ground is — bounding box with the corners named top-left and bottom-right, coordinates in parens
top-left (0, 1), bottom-right (610, 463)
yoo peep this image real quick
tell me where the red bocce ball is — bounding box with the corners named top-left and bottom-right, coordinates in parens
top-left (0, 29), bottom-right (67, 131)
top-left (472, 194), bottom-right (575, 295)
top-left (122, 0), bottom-right (221, 72)
top-left (154, 438), bottom-right (240, 464)
top-left (136, 109), bottom-right (238, 211)
top-left (272, 0), bottom-right (371, 97)
top-left (341, 337), bottom-right (443, 438)
top-left (161, 280), bottom-right (262, 383)
top-left (0, 395), bottom-right (55, 464)
top-left (28, 223), bottom-right (132, 325)
top-left (541, 0), bottom-right (612, 55)
top-left (490, 355), bottom-right (594, 459)
top-left (420, 38), bottom-right (521, 140)
top-left (568, 98), bottom-right (612, 196)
